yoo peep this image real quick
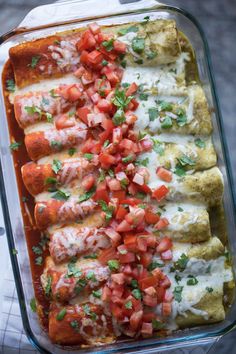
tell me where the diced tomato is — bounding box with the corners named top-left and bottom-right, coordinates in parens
top-left (112, 190), bottom-right (126, 202)
top-left (93, 188), bottom-right (109, 203)
top-left (156, 236), bottom-right (173, 253)
top-left (74, 66), bottom-right (85, 78)
top-left (105, 71), bottom-right (120, 86)
top-left (162, 302), bottom-right (172, 317)
top-left (98, 248), bottom-right (118, 264)
top-left (145, 209), bottom-right (160, 224)
top-left (130, 310), bottom-right (143, 331)
top-left (124, 234), bottom-right (137, 251)
top-left (113, 40), bottom-right (127, 53)
top-left (152, 185), bottom-right (169, 202)
top-left (67, 85), bottom-right (82, 102)
top-left (143, 294), bottom-right (157, 307)
top-left (133, 173), bottom-right (144, 186)
top-left (139, 276), bottom-right (158, 291)
top-left (156, 167), bottom-right (172, 183)
top-left (139, 252), bottom-right (152, 268)
top-left (154, 217), bottom-right (169, 230)
top-left (112, 284), bottom-right (124, 298)
top-left (102, 285), bottom-right (111, 301)
top-left (76, 30), bottom-right (96, 52)
top-left (91, 142), bottom-right (102, 154)
top-left (97, 99), bottom-right (113, 113)
top-left (87, 112), bottom-right (105, 127)
top-left (141, 322), bottom-right (153, 336)
top-left (87, 50), bottom-right (104, 66)
top-left (119, 251), bottom-right (136, 263)
top-left (76, 106), bottom-right (91, 125)
top-left (81, 138), bottom-right (96, 153)
top-left (160, 276), bottom-right (171, 289)
top-left (128, 183), bottom-right (138, 196)
top-left (123, 264), bottom-right (132, 275)
top-left (99, 152), bottom-right (116, 168)
top-left (81, 69), bottom-right (94, 85)
top-left (104, 228), bottom-right (121, 244)
top-left (156, 287), bottom-right (166, 304)
top-left (140, 139), bottom-right (153, 151)
top-left (126, 82), bottom-right (138, 97)
top-left (146, 235), bottom-right (157, 248)
top-left (112, 127), bottom-right (122, 145)
top-left (137, 237), bottom-right (147, 252)
top-left (125, 207), bottom-right (145, 226)
top-left (80, 50), bottom-right (89, 64)
top-left (116, 205), bottom-right (128, 219)
top-left (88, 22), bottom-right (100, 34)
top-left (142, 312), bottom-right (156, 322)
top-left (161, 249), bottom-right (173, 260)
top-left (91, 93), bottom-right (100, 104)
top-left (144, 286), bottom-right (156, 296)
top-left (120, 198), bottom-right (142, 206)
top-left (55, 114), bottom-right (75, 130)
top-left (111, 303), bottom-right (123, 319)
top-left (116, 220), bottom-right (133, 233)
top-left (164, 290), bottom-right (174, 302)
top-left (81, 175), bottom-right (95, 191)
top-left (107, 178), bottom-right (121, 191)
top-left (111, 273), bottom-right (125, 285)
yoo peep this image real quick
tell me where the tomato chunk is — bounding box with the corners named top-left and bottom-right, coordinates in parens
top-left (152, 185), bottom-right (169, 202)
top-left (156, 167), bottom-right (173, 183)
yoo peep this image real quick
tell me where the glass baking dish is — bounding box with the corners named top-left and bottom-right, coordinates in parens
top-left (0, 0), bottom-right (236, 352)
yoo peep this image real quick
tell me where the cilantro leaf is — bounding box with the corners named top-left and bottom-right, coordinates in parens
top-left (30, 298), bottom-right (37, 313)
top-left (107, 259), bottom-right (119, 271)
top-left (68, 147), bottom-right (76, 156)
top-left (187, 275), bottom-right (198, 286)
top-left (148, 107), bottom-right (159, 121)
top-left (161, 116), bottom-right (173, 129)
top-left (125, 300), bottom-right (133, 309)
top-left (6, 79), bottom-right (15, 92)
top-left (98, 200), bottom-right (114, 221)
top-left (78, 187), bottom-right (95, 203)
top-left (52, 159), bottom-right (62, 174)
top-left (28, 55), bottom-right (40, 68)
top-left (151, 139), bottom-right (165, 156)
top-left (175, 253), bottom-right (189, 271)
top-left (132, 37), bottom-right (145, 53)
top-left (194, 138), bottom-right (206, 149)
top-left (52, 190), bottom-right (70, 201)
top-left (9, 141), bottom-right (21, 151)
top-left (173, 286), bottom-right (183, 303)
top-left (102, 39), bottom-right (114, 52)
top-left (56, 308), bottom-right (67, 321)
top-left (118, 25), bottom-right (139, 36)
top-left (177, 155), bottom-right (196, 167)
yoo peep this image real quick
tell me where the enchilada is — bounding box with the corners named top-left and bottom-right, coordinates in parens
top-left (2, 17), bottom-right (233, 348)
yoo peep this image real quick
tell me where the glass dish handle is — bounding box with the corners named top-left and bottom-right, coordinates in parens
top-left (17, 0), bottom-right (164, 30)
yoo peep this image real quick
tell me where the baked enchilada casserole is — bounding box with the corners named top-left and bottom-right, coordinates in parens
top-left (2, 17), bottom-right (234, 346)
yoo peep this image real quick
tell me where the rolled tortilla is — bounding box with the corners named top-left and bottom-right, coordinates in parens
top-left (154, 202), bottom-right (211, 243)
top-left (34, 198), bottom-right (97, 229)
top-left (41, 257), bottom-right (110, 302)
top-left (49, 303), bottom-right (114, 345)
top-left (22, 157), bottom-right (93, 195)
top-left (49, 225), bottom-right (111, 263)
top-left (133, 85), bottom-right (212, 136)
top-left (25, 125), bottom-right (87, 160)
top-left (10, 20), bottom-right (181, 88)
top-left (139, 137), bottom-right (216, 173)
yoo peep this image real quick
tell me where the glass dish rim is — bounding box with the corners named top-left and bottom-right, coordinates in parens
top-left (0, 2), bottom-right (236, 353)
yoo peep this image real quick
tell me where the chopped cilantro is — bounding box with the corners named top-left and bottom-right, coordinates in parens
top-left (195, 138), bottom-right (206, 149)
top-left (103, 140), bottom-right (110, 148)
top-left (173, 286), bottom-right (183, 303)
top-left (102, 39), bottom-right (114, 52)
top-left (139, 92), bottom-right (148, 101)
top-left (206, 287), bottom-right (213, 293)
top-left (120, 178), bottom-right (129, 189)
top-left (134, 58), bottom-right (143, 65)
top-left (78, 187), bottom-right (95, 203)
top-left (67, 258), bottom-right (82, 278)
top-left (56, 308), bottom-right (67, 321)
top-left (175, 253), bottom-right (189, 271)
top-left (9, 141), bottom-right (21, 151)
top-left (86, 270), bottom-right (96, 282)
top-left (107, 259), bottom-right (119, 271)
top-left (98, 170), bottom-right (106, 183)
top-left (177, 155), bottom-right (196, 167)
top-left (83, 153), bottom-right (94, 161)
top-left (161, 117), bottom-right (173, 129)
top-left (148, 107), bottom-right (159, 121)
top-left (132, 37), bottom-right (145, 53)
top-left (68, 147), bottom-right (76, 156)
top-left (112, 89), bottom-right (133, 110)
top-left (52, 159), bottom-right (62, 174)
top-left (157, 100), bottom-right (173, 111)
top-left (151, 138), bottom-right (165, 155)
top-left (92, 289), bottom-right (102, 298)
top-left (178, 206), bottom-right (184, 212)
top-left (147, 261), bottom-right (164, 271)
top-left (6, 79), bottom-right (15, 92)
top-left (102, 59), bottom-right (108, 66)
top-left (70, 320), bottom-right (79, 329)
top-left (98, 200), bottom-right (114, 221)
top-left (121, 59), bottom-right (127, 68)
top-left (28, 55), bottom-right (40, 68)
top-left (52, 190), bottom-right (70, 201)
top-left (74, 279), bottom-right (87, 294)
top-left (113, 108), bottom-right (126, 126)
top-left (147, 51), bottom-right (158, 60)
top-left (122, 155), bottom-right (133, 163)
top-left (175, 274), bottom-right (182, 284)
top-left (45, 177), bottom-right (57, 185)
top-left (30, 298), bottom-right (37, 313)
top-left (174, 165), bottom-right (186, 177)
top-left (187, 275), bottom-right (198, 286)
top-left (130, 279), bottom-right (138, 288)
top-left (83, 253), bottom-right (97, 259)
top-left (125, 300), bottom-right (133, 309)
top-left (135, 157), bottom-right (149, 167)
top-left (50, 140), bottom-right (62, 150)
top-left (35, 256), bottom-right (43, 265)
top-left (22, 196), bottom-right (28, 202)
top-left (176, 108), bottom-right (187, 127)
top-left (118, 25), bottom-right (139, 36)
top-left (132, 289), bottom-right (142, 300)
top-left (152, 319), bottom-right (165, 330)
top-left (25, 105), bottom-right (42, 116)
top-left (138, 131), bottom-right (147, 140)
top-left (45, 112), bottom-right (53, 123)
top-left (45, 276), bottom-right (52, 296)
top-left (108, 169), bottom-right (115, 178)
top-left (32, 246), bottom-right (42, 255)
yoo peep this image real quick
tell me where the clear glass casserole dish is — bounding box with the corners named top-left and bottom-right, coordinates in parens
top-left (0, 0), bottom-right (236, 352)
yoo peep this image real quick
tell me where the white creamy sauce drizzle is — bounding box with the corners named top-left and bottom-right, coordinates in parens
top-left (122, 52), bottom-right (189, 95)
top-left (153, 254), bottom-right (233, 328)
